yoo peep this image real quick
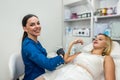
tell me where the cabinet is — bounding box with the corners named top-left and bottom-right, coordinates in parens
top-left (93, 0), bottom-right (120, 40)
top-left (63, 0), bottom-right (94, 51)
top-left (62, 0), bottom-right (120, 52)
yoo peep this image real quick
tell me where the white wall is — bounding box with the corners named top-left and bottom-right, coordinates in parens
top-left (0, 0), bottom-right (62, 79)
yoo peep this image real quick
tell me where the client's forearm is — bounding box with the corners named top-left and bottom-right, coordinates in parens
top-left (64, 53), bottom-right (79, 63)
top-left (64, 42), bottom-right (73, 62)
top-left (64, 38), bottom-right (82, 63)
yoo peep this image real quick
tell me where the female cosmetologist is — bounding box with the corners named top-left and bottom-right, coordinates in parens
top-left (21, 14), bottom-right (81, 80)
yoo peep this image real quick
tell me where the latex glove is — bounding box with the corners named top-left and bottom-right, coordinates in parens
top-left (56, 48), bottom-right (65, 57)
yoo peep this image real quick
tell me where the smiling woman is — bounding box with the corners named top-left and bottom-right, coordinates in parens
top-left (21, 14), bottom-right (80, 80)
top-left (21, 14), bottom-right (65, 80)
top-left (22, 14), bottom-right (41, 42)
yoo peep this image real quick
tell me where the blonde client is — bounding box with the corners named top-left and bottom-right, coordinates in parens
top-left (36, 34), bottom-right (115, 80)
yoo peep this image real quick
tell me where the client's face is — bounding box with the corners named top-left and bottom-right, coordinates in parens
top-left (93, 35), bottom-right (107, 49)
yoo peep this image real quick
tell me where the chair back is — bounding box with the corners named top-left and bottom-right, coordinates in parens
top-left (9, 53), bottom-right (24, 80)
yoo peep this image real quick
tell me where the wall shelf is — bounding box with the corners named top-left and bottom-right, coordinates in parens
top-left (64, 17), bottom-right (91, 22)
top-left (94, 14), bottom-right (120, 19)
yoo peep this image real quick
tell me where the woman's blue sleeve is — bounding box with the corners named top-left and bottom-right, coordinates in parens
top-left (25, 43), bottom-right (64, 71)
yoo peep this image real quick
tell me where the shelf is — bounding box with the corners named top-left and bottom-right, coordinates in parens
top-left (94, 14), bottom-right (120, 19)
top-left (65, 14), bottom-right (120, 22)
top-left (64, 17), bottom-right (91, 22)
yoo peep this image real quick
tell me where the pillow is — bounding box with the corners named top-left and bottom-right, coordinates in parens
top-left (110, 41), bottom-right (120, 58)
top-left (82, 41), bottom-right (120, 58)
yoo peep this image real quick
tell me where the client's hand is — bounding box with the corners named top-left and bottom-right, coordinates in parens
top-left (73, 38), bottom-right (83, 44)
top-left (56, 48), bottom-right (65, 57)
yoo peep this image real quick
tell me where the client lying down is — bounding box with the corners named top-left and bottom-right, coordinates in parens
top-left (36, 34), bottom-right (115, 80)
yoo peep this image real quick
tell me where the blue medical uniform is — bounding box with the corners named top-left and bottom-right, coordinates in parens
top-left (22, 37), bottom-right (64, 80)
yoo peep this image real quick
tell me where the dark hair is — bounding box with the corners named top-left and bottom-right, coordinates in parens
top-left (22, 14), bottom-right (38, 42)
